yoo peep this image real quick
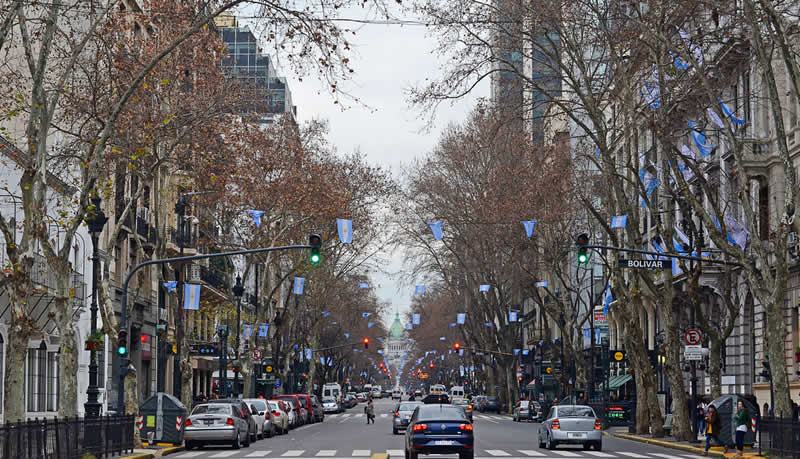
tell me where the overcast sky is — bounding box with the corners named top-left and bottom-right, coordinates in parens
top-left (242, 7), bottom-right (487, 327)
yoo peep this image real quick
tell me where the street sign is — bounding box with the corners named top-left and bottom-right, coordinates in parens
top-left (546, 367), bottom-right (552, 374)
top-left (618, 259), bottom-right (669, 269)
top-left (274, 378), bottom-right (282, 388)
top-left (265, 365), bottom-right (273, 374)
top-left (614, 351), bottom-right (625, 361)
top-left (593, 311), bottom-right (608, 327)
top-left (684, 329), bottom-right (702, 346)
top-left (252, 349), bottom-right (262, 360)
top-left (684, 345), bottom-right (704, 361)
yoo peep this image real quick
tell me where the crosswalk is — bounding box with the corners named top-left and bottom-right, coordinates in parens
top-left (173, 448), bottom-right (703, 458)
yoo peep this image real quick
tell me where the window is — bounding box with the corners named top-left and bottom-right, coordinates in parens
top-left (759, 184), bottom-right (769, 241)
top-left (47, 352), bottom-right (58, 411)
top-left (25, 345), bottom-right (58, 413)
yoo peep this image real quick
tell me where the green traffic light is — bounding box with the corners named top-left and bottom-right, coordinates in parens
top-left (118, 346), bottom-right (127, 355)
top-left (311, 252), bottom-right (320, 264)
top-left (578, 253), bottom-right (588, 264)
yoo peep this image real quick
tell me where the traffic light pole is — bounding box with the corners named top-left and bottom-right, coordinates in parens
top-left (117, 243), bottom-right (314, 413)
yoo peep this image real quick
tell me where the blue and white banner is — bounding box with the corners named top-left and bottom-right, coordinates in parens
top-left (603, 284), bottom-right (613, 316)
top-left (293, 277), bottom-right (305, 295)
top-left (429, 222), bottom-right (443, 240)
top-left (415, 285), bottom-right (426, 295)
top-left (708, 108), bottom-right (725, 129)
top-left (522, 350), bottom-right (529, 356)
top-left (259, 323), bottom-right (269, 337)
top-left (344, 333), bottom-right (350, 339)
top-left (248, 210), bottom-right (265, 227)
top-left (484, 322), bottom-right (493, 327)
top-left (406, 324), bottom-right (413, 330)
top-left (183, 283), bottom-right (201, 310)
top-left (163, 281), bottom-right (177, 292)
top-left (479, 284), bottom-right (490, 292)
top-left (611, 216), bottom-right (627, 229)
top-left (440, 337), bottom-right (446, 341)
top-left (536, 281), bottom-right (548, 287)
top-left (514, 349), bottom-right (520, 356)
top-left (337, 218), bottom-right (353, 244)
top-left (509, 311), bottom-right (518, 322)
top-left (688, 120), bottom-right (715, 157)
top-left (368, 322), bottom-right (375, 328)
top-left (522, 220), bottom-right (536, 238)
top-left (459, 349), bottom-right (464, 356)
top-left (413, 313), bottom-right (421, 325)
top-left (359, 282), bottom-right (369, 289)
top-left (449, 323), bottom-right (456, 327)
top-left (243, 324), bottom-right (253, 338)
top-left (719, 99), bottom-right (746, 125)
top-left (457, 313), bottom-right (466, 324)
top-left (362, 312), bottom-right (372, 318)
top-left (305, 348), bottom-right (312, 360)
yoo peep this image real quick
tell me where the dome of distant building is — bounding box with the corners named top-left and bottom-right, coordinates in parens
top-left (389, 312), bottom-right (405, 339)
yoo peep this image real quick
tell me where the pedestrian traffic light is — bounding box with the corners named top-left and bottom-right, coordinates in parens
top-left (117, 328), bottom-right (128, 356)
top-left (760, 360), bottom-right (771, 380)
top-left (363, 337), bottom-right (369, 349)
top-left (309, 233), bottom-right (322, 264)
top-left (575, 233), bottom-right (589, 264)
top-left (454, 343), bottom-right (461, 351)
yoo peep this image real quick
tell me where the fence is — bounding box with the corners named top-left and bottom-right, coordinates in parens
top-left (759, 417), bottom-right (800, 459)
top-left (0, 415), bottom-right (135, 459)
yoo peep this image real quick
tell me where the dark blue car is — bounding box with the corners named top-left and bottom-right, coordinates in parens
top-left (405, 404), bottom-right (474, 459)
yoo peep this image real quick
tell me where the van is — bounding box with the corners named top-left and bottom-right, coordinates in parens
top-left (392, 389), bottom-right (402, 400)
top-left (370, 386), bottom-right (382, 398)
top-left (322, 383), bottom-right (342, 402)
top-left (450, 386), bottom-right (465, 399)
top-left (429, 384), bottom-right (446, 394)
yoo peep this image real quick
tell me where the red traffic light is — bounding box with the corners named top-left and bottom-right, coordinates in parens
top-left (454, 343), bottom-right (461, 351)
top-left (429, 363), bottom-right (434, 369)
top-left (575, 233), bottom-right (590, 246)
top-left (363, 337), bottom-right (369, 349)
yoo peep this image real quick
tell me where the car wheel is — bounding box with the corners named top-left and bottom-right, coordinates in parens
top-left (409, 451), bottom-right (418, 459)
top-left (232, 431), bottom-right (242, 449)
top-left (459, 451), bottom-right (474, 459)
top-left (405, 450), bottom-right (410, 459)
top-left (250, 431), bottom-right (256, 444)
top-left (185, 440), bottom-right (194, 450)
top-left (537, 432), bottom-right (545, 448)
top-left (393, 428), bottom-right (398, 435)
top-left (546, 433), bottom-right (555, 450)
top-left (594, 441), bottom-right (603, 451)
top-left (582, 443), bottom-right (591, 450)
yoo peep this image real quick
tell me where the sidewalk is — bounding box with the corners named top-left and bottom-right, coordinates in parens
top-left (609, 427), bottom-right (761, 457)
top-left (119, 445), bottom-right (184, 459)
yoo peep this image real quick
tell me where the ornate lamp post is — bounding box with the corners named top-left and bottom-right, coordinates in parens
top-left (232, 274), bottom-right (244, 397)
top-left (84, 194), bottom-right (107, 417)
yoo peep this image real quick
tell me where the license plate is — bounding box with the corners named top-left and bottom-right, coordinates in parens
top-left (568, 432), bottom-right (587, 439)
top-left (434, 440), bottom-right (454, 446)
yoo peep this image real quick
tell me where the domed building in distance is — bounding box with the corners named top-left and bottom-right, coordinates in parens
top-left (386, 311), bottom-right (411, 384)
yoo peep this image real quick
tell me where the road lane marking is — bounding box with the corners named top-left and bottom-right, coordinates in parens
top-left (352, 450), bottom-right (371, 456)
top-left (245, 452), bottom-right (273, 458)
top-left (477, 416), bottom-right (499, 424)
top-left (209, 452), bottom-right (240, 458)
top-left (585, 452), bottom-right (615, 457)
top-left (550, 452), bottom-right (582, 457)
top-left (175, 453), bottom-right (205, 458)
top-left (354, 413), bottom-right (365, 417)
top-left (282, 450), bottom-right (306, 456)
top-left (386, 450), bottom-right (404, 456)
top-left (486, 450), bottom-right (511, 456)
top-left (380, 414), bottom-right (388, 418)
top-left (617, 454), bottom-right (651, 458)
top-left (517, 450), bottom-right (545, 456)
top-left (316, 451), bottom-right (337, 456)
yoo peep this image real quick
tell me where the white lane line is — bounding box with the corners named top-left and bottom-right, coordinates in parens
top-left (477, 416), bottom-right (499, 424)
top-left (486, 450), bottom-right (511, 456)
top-left (617, 454), bottom-right (652, 458)
top-left (316, 451), bottom-right (337, 456)
top-left (245, 452), bottom-right (273, 458)
top-left (386, 450), bottom-right (404, 456)
top-left (354, 413), bottom-right (365, 417)
top-left (175, 453), bottom-right (205, 458)
top-left (380, 414), bottom-right (389, 418)
top-left (517, 451), bottom-right (546, 457)
top-left (550, 452), bottom-right (582, 457)
top-left (584, 452), bottom-right (615, 457)
top-left (327, 414), bottom-right (339, 418)
top-left (282, 450), bottom-right (306, 457)
top-left (341, 414), bottom-right (352, 418)
top-left (352, 450), bottom-right (371, 456)
top-left (649, 455), bottom-right (685, 459)
top-left (209, 452), bottom-right (240, 458)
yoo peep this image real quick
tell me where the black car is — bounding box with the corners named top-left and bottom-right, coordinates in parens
top-left (483, 396), bottom-right (501, 413)
top-left (422, 394), bottom-right (450, 404)
top-left (405, 404), bottom-right (474, 459)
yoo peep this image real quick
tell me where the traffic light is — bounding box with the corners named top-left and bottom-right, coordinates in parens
top-left (454, 343), bottom-right (461, 351)
top-left (363, 337), bottom-right (369, 349)
top-left (429, 362), bottom-right (434, 369)
top-left (117, 328), bottom-right (128, 355)
top-left (575, 233), bottom-right (590, 264)
top-left (309, 233), bottom-right (322, 264)
top-left (760, 360), bottom-right (772, 380)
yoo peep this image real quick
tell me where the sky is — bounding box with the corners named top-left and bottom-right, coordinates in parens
top-left (241, 7), bottom-right (488, 327)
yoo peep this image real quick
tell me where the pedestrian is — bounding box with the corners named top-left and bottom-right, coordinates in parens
top-left (763, 402), bottom-right (770, 418)
top-left (734, 400), bottom-right (750, 458)
top-left (703, 405), bottom-right (728, 456)
top-left (695, 400), bottom-right (705, 437)
top-left (365, 398), bottom-right (375, 424)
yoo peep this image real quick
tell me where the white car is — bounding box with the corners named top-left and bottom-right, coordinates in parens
top-left (244, 398), bottom-right (274, 439)
top-left (267, 400), bottom-right (290, 434)
top-left (322, 397), bottom-right (340, 413)
top-left (392, 389), bottom-right (402, 400)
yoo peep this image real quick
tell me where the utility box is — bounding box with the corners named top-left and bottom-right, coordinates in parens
top-left (138, 392), bottom-right (187, 445)
top-left (710, 394), bottom-right (757, 447)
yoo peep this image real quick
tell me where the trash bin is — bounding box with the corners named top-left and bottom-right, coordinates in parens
top-left (710, 394), bottom-right (757, 447)
top-left (138, 392), bottom-right (187, 446)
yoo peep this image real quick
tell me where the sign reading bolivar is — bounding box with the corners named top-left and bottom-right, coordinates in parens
top-left (618, 259), bottom-right (669, 269)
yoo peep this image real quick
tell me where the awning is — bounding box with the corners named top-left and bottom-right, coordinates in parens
top-left (607, 374), bottom-right (633, 391)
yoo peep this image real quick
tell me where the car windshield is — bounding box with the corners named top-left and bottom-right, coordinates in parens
top-left (519, 401), bottom-right (529, 408)
top-left (453, 399), bottom-right (468, 405)
top-left (277, 396), bottom-right (297, 407)
top-left (398, 403), bottom-right (421, 411)
top-left (487, 397), bottom-right (500, 402)
top-left (417, 405), bottom-right (469, 421)
top-left (192, 404), bottom-right (230, 415)
top-left (559, 407), bottom-right (595, 417)
top-left (248, 400), bottom-right (267, 412)
top-left (268, 401), bottom-right (280, 410)
top-left (322, 398), bottom-right (336, 403)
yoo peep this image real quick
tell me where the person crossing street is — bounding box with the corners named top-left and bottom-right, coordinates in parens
top-left (365, 398), bottom-right (375, 424)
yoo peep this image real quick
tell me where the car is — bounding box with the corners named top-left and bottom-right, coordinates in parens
top-left (393, 401), bottom-right (423, 434)
top-left (244, 398), bottom-right (275, 438)
top-left (531, 401), bottom-right (543, 421)
top-left (294, 394), bottom-right (315, 423)
top-left (382, 390), bottom-right (393, 398)
top-left (452, 398), bottom-right (473, 422)
top-left (393, 389), bottom-right (403, 400)
top-left (322, 396), bottom-right (340, 413)
top-left (356, 393), bottom-right (368, 402)
top-left (208, 399), bottom-right (258, 443)
top-left (308, 394), bottom-right (325, 422)
top-left (344, 394), bottom-right (358, 409)
top-left (414, 390), bottom-right (423, 399)
top-left (472, 396), bottom-right (487, 412)
top-left (483, 397), bottom-right (501, 413)
top-left (185, 403), bottom-right (250, 450)
top-left (275, 395), bottom-right (304, 427)
top-left (513, 400), bottom-right (531, 422)
top-left (405, 403), bottom-right (474, 459)
top-left (450, 386), bottom-right (465, 399)
top-left (267, 399), bottom-right (290, 434)
top-left (322, 383), bottom-right (342, 402)
top-left (538, 405), bottom-right (602, 451)
top-left (422, 393), bottom-right (450, 404)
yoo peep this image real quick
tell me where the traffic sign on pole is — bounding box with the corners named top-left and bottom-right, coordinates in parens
top-left (684, 329), bottom-right (702, 346)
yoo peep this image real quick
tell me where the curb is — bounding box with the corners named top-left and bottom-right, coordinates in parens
top-left (120, 445), bottom-right (184, 459)
top-left (120, 453), bottom-right (154, 459)
top-left (159, 446), bottom-right (185, 456)
top-left (612, 433), bottom-right (759, 457)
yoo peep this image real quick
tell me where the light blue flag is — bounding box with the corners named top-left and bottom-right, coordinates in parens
top-left (359, 282), bottom-right (369, 289)
top-left (362, 312), bottom-right (372, 318)
top-left (248, 210), bottom-right (265, 227)
top-left (322, 311), bottom-right (330, 317)
top-left (377, 337), bottom-right (383, 342)
top-left (368, 322), bottom-right (375, 328)
top-left (485, 322), bottom-right (493, 327)
top-left (611, 216), bottom-right (627, 229)
top-left (536, 281), bottom-right (548, 287)
top-left (406, 324), bottom-right (412, 330)
top-left (509, 311), bottom-right (518, 322)
top-left (522, 220), bottom-right (536, 238)
top-left (479, 284), bottom-right (490, 292)
top-left (708, 108), bottom-right (725, 129)
top-left (670, 50), bottom-right (689, 70)
top-left (413, 313), bottom-right (421, 324)
top-left (441, 355), bottom-right (444, 361)
top-left (163, 281), bottom-right (177, 292)
top-left (514, 349), bottom-right (520, 356)
top-left (320, 357), bottom-right (325, 364)
top-left (377, 350), bottom-right (384, 355)
top-left (429, 221), bottom-right (443, 240)
top-left (718, 99), bottom-right (746, 125)
top-left (328, 359), bottom-right (334, 366)
top-left (583, 328), bottom-right (591, 339)
top-left (305, 348), bottom-right (312, 360)
top-left (337, 218), bottom-right (353, 243)
top-left (293, 277), bottom-right (305, 295)
top-left (259, 323), bottom-right (269, 337)
top-left (449, 323), bottom-right (457, 327)
top-left (183, 283), bottom-right (201, 310)
top-left (344, 333), bottom-right (350, 339)
top-left (415, 285), bottom-right (426, 295)
top-left (640, 70), bottom-right (661, 109)
top-left (603, 284), bottom-right (613, 316)
top-left (522, 350), bottom-right (529, 356)
top-left (672, 257), bottom-right (684, 277)
top-left (459, 349), bottom-right (464, 356)
top-left (243, 324), bottom-right (253, 338)
top-left (457, 313), bottom-right (466, 324)
top-left (440, 337), bottom-right (446, 341)
top-left (688, 120), bottom-right (715, 157)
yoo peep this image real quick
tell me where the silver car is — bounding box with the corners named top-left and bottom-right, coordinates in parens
top-left (538, 405), bottom-right (602, 451)
top-left (185, 403), bottom-right (250, 450)
top-left (244, 398), bottom-right (275, 438)
top-left (392, 401), bottom-right (422, 434)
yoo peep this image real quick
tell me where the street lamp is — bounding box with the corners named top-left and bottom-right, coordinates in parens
top-left (84, 194), bottom-right (107, 417)
top-left (232, 274), bottom-right (244, 397)
top-left (218, 325), bottom-right (229, 397)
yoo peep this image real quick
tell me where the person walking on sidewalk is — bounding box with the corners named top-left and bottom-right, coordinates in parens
top-left (703, 405), bottom-right (728, 456)
top-left (734, 400), bottom-right (750, 457)
top-left (365, 398), bottom-right (375, 424)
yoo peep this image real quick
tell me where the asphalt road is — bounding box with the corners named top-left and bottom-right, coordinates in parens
top-left (171, 398), bottom-right (701, 459)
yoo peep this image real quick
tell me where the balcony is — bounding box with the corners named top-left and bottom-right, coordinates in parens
top-left (200, 265), bottom-right (227, 291)
top-left (166, 226), bottom-right (198, 257)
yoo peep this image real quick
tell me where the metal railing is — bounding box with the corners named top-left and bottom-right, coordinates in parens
top-left (759, 417), bottom-right (800, 458)
top-left (0, 414), bottom-right (135, 459)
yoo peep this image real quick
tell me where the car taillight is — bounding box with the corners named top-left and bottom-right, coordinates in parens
top-left (460, 424), bottom-right (473, 431)
top-left (273, 411), bottom-right (281, 417)
top-left (394, 412), bottom-right (399, 417)
top-left (468, 405), bottom-right (473, 410)
top-left (594, 419), bottom-right (602, 430)
top-left (412, 424), bottom-right (427, 432)
top-left (185, 418), bottom-right (193, 427)
top-left (552, 419), bottom-right (560, 429)
top-left (226, 418), bottom-right (235, 426)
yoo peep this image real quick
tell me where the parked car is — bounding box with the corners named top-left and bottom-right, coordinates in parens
top-left (382, 390), bottom-right (392, 399)
top-left (405, 404), bottom-right (474, 459)
top-left (538, 405), bottom-right (602, 451)
top-left (356, 392), bottom-right (368, 402)
top-left (392, 401), bottom-right (423, 434)
top-left (208, 399), bottom-right (258, 443)
top-left (531, 401), bottom-right (543, 421)
top-left (473, 395), bottom-right (487, 412)
top-left (267, 399), bottom-right (290, 434)
top-left (344, 394), bottom-right (358, 409)
top-left (513, 400), bottom-right (531, 422)
top-left (322, 396), bottom-right (340, 413)
top-left (452, 398), bottom-right (473, 422)
top-left (275, 395), bottom-right (304, 427)
top-left (309, 395), bottom-right (325, 422)
top-left (185, 403), bottom-right (250, 450)
top-left (244, 398), bottom-right (275, 438)
top-left (483, 396), bottom-right (501, 413)
top-left (295, 394), bottom-right (313, 424)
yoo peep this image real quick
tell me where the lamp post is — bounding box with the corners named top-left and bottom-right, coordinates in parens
top-left (84, 194), bottom-right (107, 417)
top-left (232, 274), bottom-right (244, 397)
top-left (173, 194), bottom-right (187, 399)
top-left (218, 325), bottom-right (229, 397)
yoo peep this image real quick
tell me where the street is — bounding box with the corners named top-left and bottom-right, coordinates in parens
top-left (171, 399), bottom-right (701, 459)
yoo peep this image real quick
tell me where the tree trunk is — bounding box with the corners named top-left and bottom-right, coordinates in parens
top-left (181, 356), bottom-right (193, 410)
top-left (709, 338), bottom-right (723, 400)
top-left (307, 336), bottom-right (318, 396)
top-left (663, 318), bottom-right (690, 440)
top-left (4, 315), bottom-right (30, 422)
top-left (624, 313), bottom-right (664, 436)
top-left (54, 296), bottom-right (79, 417)
top-left (504, 362), bottom-right (515, 414)
top-left (486, 365), bottom-right (496, 397)
top-left (765, 296), bottom-right (792, 417)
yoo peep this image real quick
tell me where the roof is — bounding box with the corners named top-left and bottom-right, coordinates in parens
top-left (389, 312), bottom-right (405, 339)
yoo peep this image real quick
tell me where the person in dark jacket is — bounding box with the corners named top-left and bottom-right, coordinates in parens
top-left (734, 400), bottom-right (750, 457)
top-left (704, 405), bottom-right (728, 456)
